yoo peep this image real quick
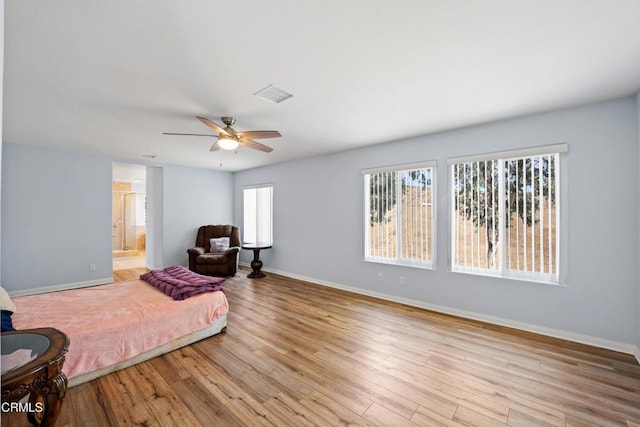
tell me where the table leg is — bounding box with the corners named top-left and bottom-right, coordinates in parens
top-left (28, 372), bottom-right (68, 427)
top-left (247, 249), bottom-right (266, 278)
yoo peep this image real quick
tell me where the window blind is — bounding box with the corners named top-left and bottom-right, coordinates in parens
top-left (363, 162), bottom-right (435, 268)
top-left (450, 149), bottom-right (561, 283)
top-left (243, 184), bottom-right (273, 245)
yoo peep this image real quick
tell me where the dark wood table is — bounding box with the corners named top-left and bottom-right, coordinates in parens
top-left (242, 243), bottom-right (272, 278)
top-left (1, 328), bottom-right (70, 427)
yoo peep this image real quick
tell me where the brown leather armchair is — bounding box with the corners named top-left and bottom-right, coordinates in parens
top-left (187, 225), bottom-right (240, 276)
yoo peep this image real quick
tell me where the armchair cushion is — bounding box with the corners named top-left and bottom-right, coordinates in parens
top-left (196, 248), bottom-right (239, 265)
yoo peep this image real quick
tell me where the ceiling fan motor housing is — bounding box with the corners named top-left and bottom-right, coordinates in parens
top-left (221, 116), bottom-right (236, 126)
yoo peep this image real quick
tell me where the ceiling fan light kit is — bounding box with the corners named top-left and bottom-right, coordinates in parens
top-left (217, 135), bottom-right (239, 150)
top-left (164, 116), bottom-right (281, 154)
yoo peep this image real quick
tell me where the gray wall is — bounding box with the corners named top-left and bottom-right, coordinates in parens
top-left (1, 143), bottom-right (234, 294)
top-left (235, 97), bottom-right (639, 350)
top-left (145, 166), bottom-right (164, 270)
top-left (161, 164), bottom-right (234, 267)
top-left (1, 143), bottom-right (113, 292)
top-left (637, 90), bottom-right (640, 356)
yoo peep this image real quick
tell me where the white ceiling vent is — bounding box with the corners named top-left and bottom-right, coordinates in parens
top-left (254, 84), bottom-right (293, 104)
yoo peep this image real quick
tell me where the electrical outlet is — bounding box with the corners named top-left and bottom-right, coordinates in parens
top-left (399, 276), bottom-right (405, 285)
top-left (377, 272), bottom-right (383, 281)
top-left (90, 264), bottom-right (96, 272)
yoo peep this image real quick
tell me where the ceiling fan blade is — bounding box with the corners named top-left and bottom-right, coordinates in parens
top-left (210, 141), bottom-right (221, 151)
top-left (163, 132), bottom-right (216, 137)
top-left (196, 116), bottom-right (228, 135)
top-left (236, 130), bottom-right (281, 139)
top-left (238, 137), bottom-right (273, 153)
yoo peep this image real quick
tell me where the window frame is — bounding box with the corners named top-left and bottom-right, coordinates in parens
top-left (362, 160), bottom-right (436, 269)
top-left (447, 144), bottom-right (567, 284)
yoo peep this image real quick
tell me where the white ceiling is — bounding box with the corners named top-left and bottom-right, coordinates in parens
top-left (4, 1), bottom-right (640, 172)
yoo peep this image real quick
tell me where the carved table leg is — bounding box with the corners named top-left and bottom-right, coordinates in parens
top-left (247, 249), bottom-right (266, 278)
top-left (27, 373), bottom-right (68, 427)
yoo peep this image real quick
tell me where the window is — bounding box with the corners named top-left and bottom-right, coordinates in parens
top-left (449, 144), bottom-right (566, 283)
top-left (243, 184), bottom-right (273, 245)
top-left (363, 161), bottom-right (435, 268)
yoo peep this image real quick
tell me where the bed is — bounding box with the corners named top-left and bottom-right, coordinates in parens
top-left (11, 275), bottom-right (228, 387)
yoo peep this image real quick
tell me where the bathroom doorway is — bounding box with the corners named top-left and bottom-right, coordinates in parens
top-left (112, 163), bottom-right (147, 271)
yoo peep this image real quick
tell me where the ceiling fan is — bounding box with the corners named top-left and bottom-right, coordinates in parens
top-left (163, 116), bottom-right (281, 153)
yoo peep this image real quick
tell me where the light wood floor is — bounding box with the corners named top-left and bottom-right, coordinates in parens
top-left (4, 267), bottom-right (640, 426)
top-left (112, 250), bottom-right (146, 271)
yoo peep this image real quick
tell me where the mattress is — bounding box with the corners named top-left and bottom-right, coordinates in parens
top-left (12, 279), bottom-right (228, 385)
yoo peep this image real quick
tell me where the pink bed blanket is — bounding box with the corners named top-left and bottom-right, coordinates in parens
top-left (12, 280), bottom-right (228, 380)
top-left (140, 265), bottom-right (224, 300)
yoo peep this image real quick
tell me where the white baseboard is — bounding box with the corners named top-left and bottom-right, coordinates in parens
top-left (253, 265), bottom-right (640, 362)
top-left (8, 277), bottom-right (114, 298)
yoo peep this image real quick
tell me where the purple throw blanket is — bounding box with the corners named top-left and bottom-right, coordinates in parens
top-left (140, 266), bottom-right (225, 300)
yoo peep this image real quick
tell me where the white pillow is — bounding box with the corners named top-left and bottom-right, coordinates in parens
top-left (209, 237), bottom-right (230, 253)
top-left (0, 287), bottom-right (16, 313)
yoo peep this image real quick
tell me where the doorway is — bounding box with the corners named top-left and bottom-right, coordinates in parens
top-left (112, 163), bottom-right (147, 271)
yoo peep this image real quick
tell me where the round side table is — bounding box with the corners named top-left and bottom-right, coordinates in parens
top-left (1, 327), bottom-right (70, 427)
top-left (242, 243), bottom-right (272, 278)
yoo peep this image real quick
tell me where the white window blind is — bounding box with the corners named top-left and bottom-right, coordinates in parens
top-left (363, 161), bottom-right (435, 268)
top-left (449, 145), bottom-right (564, 283)
top-left (243, 184), bottom-right (273, 245)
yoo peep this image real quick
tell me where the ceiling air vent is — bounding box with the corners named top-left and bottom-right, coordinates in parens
top-left (254, 84), bottom-right (293, 104)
